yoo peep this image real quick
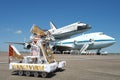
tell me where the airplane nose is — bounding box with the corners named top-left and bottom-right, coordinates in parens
top-left (108, 37), bottom-right (116, 45)
top-left (112, 38), bottom-right (116, 44)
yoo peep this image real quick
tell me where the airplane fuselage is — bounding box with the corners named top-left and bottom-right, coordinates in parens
top-left (53, 32), bottom-right (116, 51)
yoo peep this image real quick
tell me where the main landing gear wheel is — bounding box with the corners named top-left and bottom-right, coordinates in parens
top-left (25, 71), bottom-right (31, 76)
top-left (34, 72), bottom-right (39, 77)
top-left (41, 72), bottom-right (48, 78)
top-left (18, 71), bottom-right (24, 76)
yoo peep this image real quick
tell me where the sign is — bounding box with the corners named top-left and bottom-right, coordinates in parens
top-left (11, 64), bottom-right (44, 71)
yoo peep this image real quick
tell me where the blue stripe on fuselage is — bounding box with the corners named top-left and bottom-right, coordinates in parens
top-left (56, 39), bottom-right (116, 45)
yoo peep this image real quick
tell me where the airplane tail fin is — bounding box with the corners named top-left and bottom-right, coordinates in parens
top-left (9, 45), bottom-right (24, 63)
top-left (50, 21), bottom-right (57, 30)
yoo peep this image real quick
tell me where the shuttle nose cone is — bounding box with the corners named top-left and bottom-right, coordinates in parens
top-left (77, 24), bottom-right (91, 30)
top-left (86, 24), bottom-right (92, 29)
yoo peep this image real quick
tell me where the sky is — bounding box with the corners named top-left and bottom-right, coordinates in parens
top-left (0, 0), bottom-right (120, 53)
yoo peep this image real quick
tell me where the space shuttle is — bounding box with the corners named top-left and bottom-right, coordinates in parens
top-left (48, 21), bottom-right (91, 39)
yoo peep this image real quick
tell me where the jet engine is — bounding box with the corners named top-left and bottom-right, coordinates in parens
top-left (24, 43), bottom-right (31, 49)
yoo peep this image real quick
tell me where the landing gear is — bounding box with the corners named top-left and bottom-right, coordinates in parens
top-left (97, 49), bottom-right (101, 55)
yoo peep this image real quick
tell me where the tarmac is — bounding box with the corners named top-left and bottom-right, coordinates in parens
top-left (0, 53), bottom-right (120, 80)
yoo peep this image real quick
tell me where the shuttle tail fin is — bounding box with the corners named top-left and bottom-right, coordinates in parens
top-left (50, 21), bottom-right (57, 30)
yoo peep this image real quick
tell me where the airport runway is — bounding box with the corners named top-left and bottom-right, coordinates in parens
top-left (0, 53), bottom-right (120, 80)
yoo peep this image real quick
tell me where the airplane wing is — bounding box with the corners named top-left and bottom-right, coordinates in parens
top-left (5, 42), bottom-right (25, 45)
top-left (5, 42), bottom-right (31, 49)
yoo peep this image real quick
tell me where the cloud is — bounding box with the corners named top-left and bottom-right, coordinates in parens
top-left (14, 30), bottom-right (22, 34)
